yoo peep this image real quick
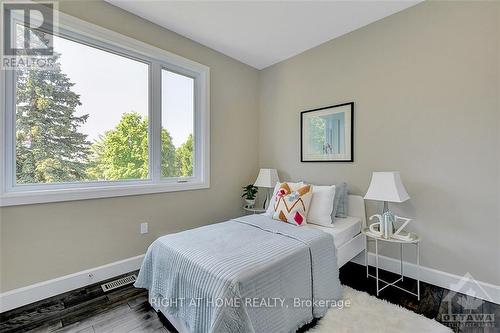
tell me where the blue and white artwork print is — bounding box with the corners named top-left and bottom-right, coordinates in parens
top-left (301, 103), bottom-right (353, 162)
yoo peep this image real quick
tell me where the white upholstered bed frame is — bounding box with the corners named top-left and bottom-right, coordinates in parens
top-left (154, 195), bottom-right (367, 333)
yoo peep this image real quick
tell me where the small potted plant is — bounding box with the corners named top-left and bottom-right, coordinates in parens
top-left (242, 184), bottom-right (259, 208)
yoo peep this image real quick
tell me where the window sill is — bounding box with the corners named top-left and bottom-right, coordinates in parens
top-left (0, 180), bottom-right (210, 207)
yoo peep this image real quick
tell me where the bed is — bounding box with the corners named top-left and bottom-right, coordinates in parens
top-left (309, 195), bottom-right (367, 267)
top-left (135, 195), bottom-right (366, 333)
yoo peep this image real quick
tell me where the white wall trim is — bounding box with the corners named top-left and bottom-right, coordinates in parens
top-left (352, 252), bottom-right (500, 305)
top-left (0, 254), bottom-right (145, 313)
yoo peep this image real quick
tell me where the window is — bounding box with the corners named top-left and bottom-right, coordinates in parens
top-left (161, 69), bottom-right (194, 179)
top-left (16, 33), bottom-right (150, 184)
top-left (1, 12), bottom-right (210, 206)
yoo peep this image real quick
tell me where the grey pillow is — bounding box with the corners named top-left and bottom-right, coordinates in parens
top-left (331, 182), bottom-right (348, 222)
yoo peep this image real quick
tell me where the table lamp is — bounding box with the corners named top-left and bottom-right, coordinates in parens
top-left (364, 172), bottom-right (410, 237)
top-left (254, 168), bottom-right (280, 209)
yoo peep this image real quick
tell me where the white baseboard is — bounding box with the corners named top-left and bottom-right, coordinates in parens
top-left (0, 254), bottom-right (145, 313)
top-left (351, 252), bottom-right (500, 305)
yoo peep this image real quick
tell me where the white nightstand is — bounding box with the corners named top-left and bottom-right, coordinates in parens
top-left (362, 227), bottom-right (421, 300)
top-left (243, 207), bottom-right (266, 214)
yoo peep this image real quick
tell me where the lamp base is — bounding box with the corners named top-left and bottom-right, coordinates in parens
top-left (382, 201), bottom-right (395, 238)
top-left (262, 189), bottom-right (270, 209)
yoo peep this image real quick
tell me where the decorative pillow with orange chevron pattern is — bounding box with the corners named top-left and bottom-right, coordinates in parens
top-left (272, 183), bottom-right (313, 226)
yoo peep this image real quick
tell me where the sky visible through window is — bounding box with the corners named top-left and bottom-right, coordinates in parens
top-left (162, 70), bottom-right (194, 148)
top-left (55, 35), bottom-right (193, 147)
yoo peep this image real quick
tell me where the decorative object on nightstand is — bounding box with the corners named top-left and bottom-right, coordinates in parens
top-left (362, 227), bottom-right (421, 300)
top-left (364, 172), bottom-right (411, 239)
top-left (368, 214), bottom-right (414, 241)
top-left (254, 168), bottom-right (280, 209)
top-left (242, 184), bottom-right (259, 208)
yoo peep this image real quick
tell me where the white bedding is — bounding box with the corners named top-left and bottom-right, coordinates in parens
top-left (305, 216), bottom-right (362, 248)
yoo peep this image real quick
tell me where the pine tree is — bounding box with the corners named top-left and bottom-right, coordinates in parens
top-left (15, 53), bottom-right (91, 184)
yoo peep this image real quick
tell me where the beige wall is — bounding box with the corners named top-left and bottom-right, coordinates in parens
top-left (259, 1), bottom-right (500, 285)
top-left (0, 1), bottom-right (260, 292)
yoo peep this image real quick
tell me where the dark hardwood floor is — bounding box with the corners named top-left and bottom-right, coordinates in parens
top-left (340, 263), bottom-right (499, 333)
top-left (0, 272), bottom-right (167, 333)
top-left (1, 263), bottom-right (498, 333)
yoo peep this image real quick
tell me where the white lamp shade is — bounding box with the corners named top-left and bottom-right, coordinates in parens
top-left (254, 168), bottom-right (279, 188)
top-left (364, 172), bottom-right (410, 203)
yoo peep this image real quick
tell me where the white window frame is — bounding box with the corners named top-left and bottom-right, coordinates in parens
top-left (0, 11), bottom-right (210, 207)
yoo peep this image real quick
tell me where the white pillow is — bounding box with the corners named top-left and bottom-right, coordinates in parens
top-left (264, 181), bottom-right (304, 216)
top-left (307, 185), bottom-right (336, 227)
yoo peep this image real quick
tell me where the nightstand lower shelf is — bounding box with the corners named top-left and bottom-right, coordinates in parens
top-left (364, 231), bottom-right (420, 301)
top-left (366, 273), bottom-right (420, 299)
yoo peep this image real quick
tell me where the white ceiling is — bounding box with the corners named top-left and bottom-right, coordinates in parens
top-left (106, 1), bottom-right (420, 70)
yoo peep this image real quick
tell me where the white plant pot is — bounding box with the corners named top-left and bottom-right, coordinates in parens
top-left (245, 198), bottom-right (256, 208)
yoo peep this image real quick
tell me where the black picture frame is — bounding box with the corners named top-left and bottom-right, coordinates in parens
top-left (300, 102), bottom-right (354, 162)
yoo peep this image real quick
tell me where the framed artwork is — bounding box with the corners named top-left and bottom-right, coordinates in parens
top-left (301, 102), bottom-right (354, 162)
